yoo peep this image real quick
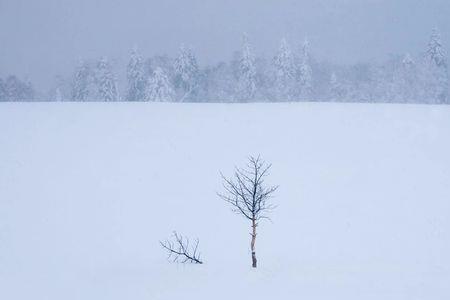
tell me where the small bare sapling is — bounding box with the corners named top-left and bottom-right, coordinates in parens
top-left (218, 155), bottom-right (278, 268)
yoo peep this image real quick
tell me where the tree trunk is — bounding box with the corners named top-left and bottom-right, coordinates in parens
top-left (251, 219), bottom-right (257, 268)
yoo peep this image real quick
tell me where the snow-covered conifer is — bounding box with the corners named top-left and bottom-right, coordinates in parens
top-left (96, 57), bottom-right (119, 102)
top-left (4, 76), bottom-right (21, 101)
top-left (237, 34), bottom-right (257, 101)
top-left (422, 28), bottom-right (448, 103)
top-left (126, 47), bottom-right (145, 101)
top-left (174, 45), bottom-right (199, 101)
top-left (3, 76), bottom-right (34, 101)
top-left (145, 67), bottom-right (175, 102)
top-left (392, 53), bottom-right (417, 102)
top-left (0, 78), bottom-right (5, 101)
top-left (298, 38), bottom-right (313, 100)
top-left (426, 28), bottom-right (446, 67)
top-left (274, 38), bottom-right (295, 100)
top-left (329, 72), bottom-right (345, 102)
top-left (71, 60), bottom-right (91, 101)
top-left (403, 53), bottom-right (414, 67)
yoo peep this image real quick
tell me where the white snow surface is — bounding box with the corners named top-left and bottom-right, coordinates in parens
top-left (1, 103), bottom-right (449, 300)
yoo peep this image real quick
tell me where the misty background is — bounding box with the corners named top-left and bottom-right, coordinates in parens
top-left (1, 0), bottom-right (450, 104)
top-left (1, 0), bottom-right (449, 90)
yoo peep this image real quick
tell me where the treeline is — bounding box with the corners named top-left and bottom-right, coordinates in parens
top-left (0, 76), bottom-right (35, 102)
top-left (1, 29), bottom-right (449, 104)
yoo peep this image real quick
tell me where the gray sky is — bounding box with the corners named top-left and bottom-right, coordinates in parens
top-left (1, 0), bottom-right (450, 91)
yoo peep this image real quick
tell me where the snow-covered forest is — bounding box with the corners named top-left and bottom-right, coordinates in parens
top-left (1, 29), bottom-right (449, 104)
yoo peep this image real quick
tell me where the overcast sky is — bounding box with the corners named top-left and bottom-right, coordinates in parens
top-left (1, 0), bottom-right (450, 90)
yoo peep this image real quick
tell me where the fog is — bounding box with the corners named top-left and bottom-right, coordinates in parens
top-left (1, 0), bottom-right (450, 90)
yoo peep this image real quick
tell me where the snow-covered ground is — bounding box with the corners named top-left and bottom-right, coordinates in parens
top-left (1, 103), bottom-right (449, 300)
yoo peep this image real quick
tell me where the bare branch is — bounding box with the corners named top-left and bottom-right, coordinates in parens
top-left (160, 232), bottom-right (203, 264)
top-left (219, 156), bottom-right (278, 222)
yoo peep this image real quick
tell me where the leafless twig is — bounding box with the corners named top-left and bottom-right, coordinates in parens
top-left (160, 231), bottom-right (203, 264)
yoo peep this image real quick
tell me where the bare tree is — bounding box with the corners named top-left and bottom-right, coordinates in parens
top-left (218, 156), bottom-right (278, 268)
top-left (160, 231), bottom-right (203, 264)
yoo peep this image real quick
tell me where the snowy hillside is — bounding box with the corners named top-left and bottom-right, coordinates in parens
top-left (1, 103), bottom-right (450, 300)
